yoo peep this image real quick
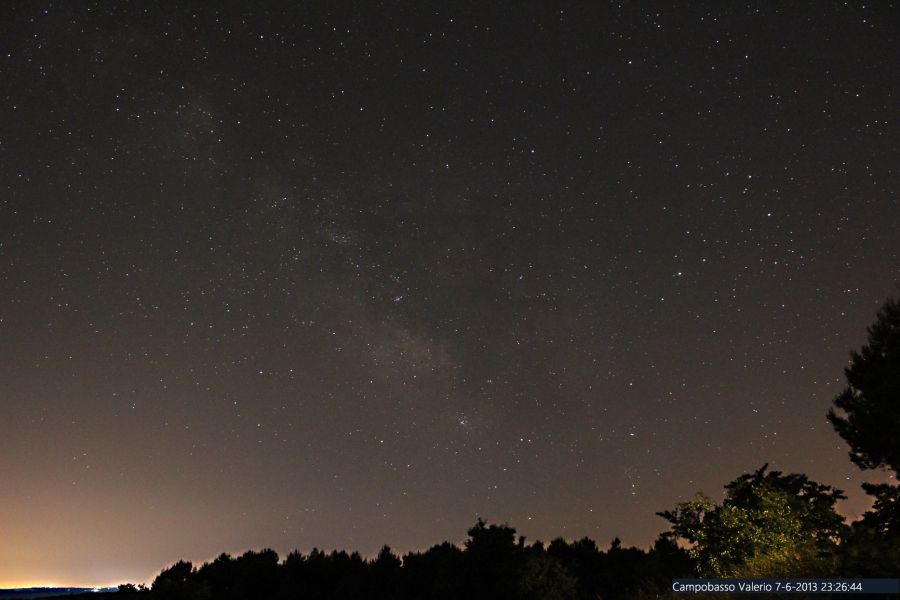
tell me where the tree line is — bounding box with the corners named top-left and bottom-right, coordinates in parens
top-left (134, 296), bottom-right (899, 599)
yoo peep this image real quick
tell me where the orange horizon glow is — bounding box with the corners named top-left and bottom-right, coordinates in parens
top-left (0, 579), bottom-right (137, 590)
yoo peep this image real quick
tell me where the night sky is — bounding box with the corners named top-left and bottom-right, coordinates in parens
top-left (1, 1), bottom-right (898, 588)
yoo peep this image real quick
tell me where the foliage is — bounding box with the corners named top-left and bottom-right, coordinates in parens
top-left (140, 296), bottom-right (900, 596)
top-left (152, 561), bottom-right (209, 600)
top-left (658, 465), bottom-right (846, 577)
top-left (857, 482), bottom-right (900, 535)
top-left (518, 553), bottom-right (577, 600)
top-left (146, 520), bottom-right (688, 600)
top-left (828, 297), bottom-right (900, 475)
top-left (833, 482), bottom-right (900, 576)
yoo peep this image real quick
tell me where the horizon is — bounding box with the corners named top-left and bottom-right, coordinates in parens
top-left (2, 0), bottom-right (897, 588)
top-left (2, 485), bottom-right (894, 589)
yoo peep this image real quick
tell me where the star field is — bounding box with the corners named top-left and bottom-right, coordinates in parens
top-left (0, 1), bottom-right (897, 587)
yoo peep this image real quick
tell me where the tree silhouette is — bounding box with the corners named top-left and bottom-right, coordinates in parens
top-left (144, 507), bottom-right (896, 599)
top-left (152, 560), bottom-right (209, 600)
top-left (826, 296), bottom-right (900, 566)
top-left (370, 545), bottom-right (401, 600)
top-left (402, 541), bottom-right (464, 600)
top-left (462, 519), bottom-right (523, 599)
top-left (838, 486), bottom-right (900, 577)
top-left (827, 297), bottom-right (900, 475)
top-left (518, 549), bottom-right (576, 600)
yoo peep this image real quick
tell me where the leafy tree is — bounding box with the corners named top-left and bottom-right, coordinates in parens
top-left (827, 297), bottom-right (900, 475)
top-left (153, 560), bottom-right (194, 587)
top-left (658, 465), bottom-right (846, 576)
top-left (152, 560), bottom-right (209, 600)
top-left (194, 554), bottom-right (236, 600)
top-left (545, 537), bottom-right (604, 600)
top-left (856, 483), bottom-right (900, 535)
top-left (518, 551), bottom-right (577, 600)
top-left (600, 537), bottom-right (659, 600)
top-left (370, 545), bottom-right (401, 600)
top-left (233, 549), bottom-right (280, 600)
top-left (827, 296), bottom-right (900, 562)
top-left (639, 535), bottom-right (694, 596)
top-left (462, 519), bottom-right (524, 599)
top-left (402, 541), bottom-right (465, 600)
top-left (143, 519), bottom-right (704, 599)
top-left (835, 482), bottom-right (900, 575)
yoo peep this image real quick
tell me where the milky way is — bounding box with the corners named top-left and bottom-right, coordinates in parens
top-left (0, 1), bottom-right (897, 587)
